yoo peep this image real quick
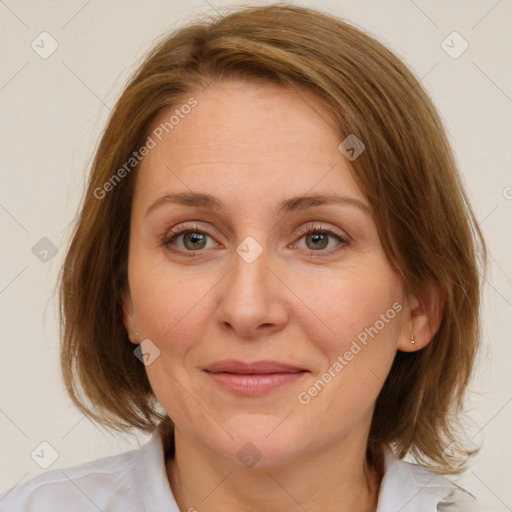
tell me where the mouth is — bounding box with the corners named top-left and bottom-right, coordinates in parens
top-left (202, 359), bottom-right (309, 395)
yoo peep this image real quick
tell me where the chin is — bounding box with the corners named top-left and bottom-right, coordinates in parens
top-left (211, 415), bottom-right (310, 468)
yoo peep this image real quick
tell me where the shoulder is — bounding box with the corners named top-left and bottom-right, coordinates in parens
top-left (0, 442), bottom-right (144, 512)
top-left (377, 448), bottom-right (480, 512)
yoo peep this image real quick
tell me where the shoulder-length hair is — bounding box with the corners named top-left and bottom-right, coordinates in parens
top-left (59, 3), bottom-right (487, 474)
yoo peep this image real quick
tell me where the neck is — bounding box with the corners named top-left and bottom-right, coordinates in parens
top-left (166, 429), bottom-right (382, 512)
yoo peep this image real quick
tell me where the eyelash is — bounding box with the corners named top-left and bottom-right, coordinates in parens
top-left (162, 222), bottom-right (348, 258)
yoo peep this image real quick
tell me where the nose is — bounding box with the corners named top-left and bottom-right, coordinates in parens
top-left (215, 247), bottom-right (289, 339)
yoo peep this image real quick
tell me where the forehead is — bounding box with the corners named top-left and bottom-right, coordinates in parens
top-left (135, 80), bottom-right (366, 207)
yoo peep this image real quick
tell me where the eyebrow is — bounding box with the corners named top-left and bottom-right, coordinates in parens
top-left (145, 191), bottom-right (371, 217)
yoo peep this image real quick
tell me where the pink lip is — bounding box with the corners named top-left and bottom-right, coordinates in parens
top-left (203, 359), bottom-right (308, 395)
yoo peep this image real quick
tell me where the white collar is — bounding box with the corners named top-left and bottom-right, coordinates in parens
top-left (133, 429), bottom-right (179, 511)
top-left (135, 430), bottom-right (475, 512)
top-left (376, 447), bottom-right (475, 511)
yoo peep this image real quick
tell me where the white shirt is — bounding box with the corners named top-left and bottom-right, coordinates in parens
top-left (0, 429), bottom-right (478, 511)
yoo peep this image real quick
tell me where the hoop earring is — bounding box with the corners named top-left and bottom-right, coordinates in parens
top-left (410, 332), bottom-right (415, 344)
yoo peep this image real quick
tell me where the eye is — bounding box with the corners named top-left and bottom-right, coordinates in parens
top-left (163, 224), bottom-right (219, 256)
top-left (162, 222), bottom-right (348, 258)
top-left (293, 223), bottom-right (348, 255)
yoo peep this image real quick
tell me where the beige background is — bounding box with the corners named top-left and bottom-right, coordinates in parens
top-left (1, 0), bottom-right (511, 509)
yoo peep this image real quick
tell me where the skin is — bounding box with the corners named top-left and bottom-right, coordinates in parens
top-left (123, 80), bottom-right (441, 512)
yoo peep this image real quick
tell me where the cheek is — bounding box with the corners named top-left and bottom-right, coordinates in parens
top-left (128, 258), bottom-right (215, 425)
top-left (292, 263), bottom-right (404, 412)
top-left (129, 255), bottom-right (214, 352)
top-left (299, 265), bottom-right (403, 350)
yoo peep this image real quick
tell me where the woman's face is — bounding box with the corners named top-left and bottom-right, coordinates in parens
top-left (124, 80), bottom-right (415, 466)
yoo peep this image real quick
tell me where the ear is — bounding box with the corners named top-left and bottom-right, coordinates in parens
top-left (397, 282), bottom-right (445, 353)
top-left (121, 284), bottom-right (140, 345)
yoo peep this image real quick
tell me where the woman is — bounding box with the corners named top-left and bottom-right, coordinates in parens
top-left (0, 4), bottom-right (486, 511)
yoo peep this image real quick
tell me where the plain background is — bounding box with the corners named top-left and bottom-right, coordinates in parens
top-left (0, 0), bottom-right (511, 509)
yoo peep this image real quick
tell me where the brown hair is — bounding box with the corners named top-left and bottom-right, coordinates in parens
top-left (59, 3), bottom-right (487, 474)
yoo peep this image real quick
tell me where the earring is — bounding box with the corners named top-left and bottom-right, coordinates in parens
top-left (132, 331), bottom-right (140, 341)
top-left (410, 332), bottom-right (415, 344)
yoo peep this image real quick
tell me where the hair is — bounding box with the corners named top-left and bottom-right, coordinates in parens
top-left (59, 3), bottom-right (487, 474)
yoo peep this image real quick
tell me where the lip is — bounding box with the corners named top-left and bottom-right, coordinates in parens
top-left (204, 359), bottom-right (307, 374)
top-left (203, 359), bottom-right (309, 395)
